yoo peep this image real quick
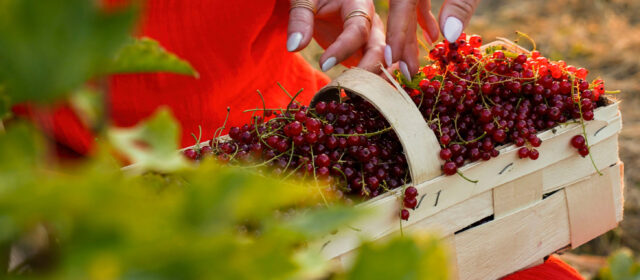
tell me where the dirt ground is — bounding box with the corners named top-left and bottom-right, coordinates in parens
top-left (302, 0), bottom-right (640, 272)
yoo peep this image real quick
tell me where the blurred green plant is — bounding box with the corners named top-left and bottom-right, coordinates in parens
top-left (0, 0), bottom-right (196, 114)
top-left (597, 249), bottom-right (640, 280)
top-left (0, 0), bottom-right (452, 279)
top-left (109, 37), bottom-right (199, 77)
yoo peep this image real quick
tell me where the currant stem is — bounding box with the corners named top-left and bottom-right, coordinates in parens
top-left (456, 170), bottom-right (479, 183)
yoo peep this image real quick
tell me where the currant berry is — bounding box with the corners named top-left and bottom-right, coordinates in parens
top-left (405, 186), bottom-right (418, 198)
top-left (400, 209), bottom-right (410, 221)
top-left (570, 135), bottom-right (586, 149)
top-left (517, 147), bottom-right (530, 159)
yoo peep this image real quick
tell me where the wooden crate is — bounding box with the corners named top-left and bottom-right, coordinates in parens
top-left (308, 68), bottom-right (624, 280)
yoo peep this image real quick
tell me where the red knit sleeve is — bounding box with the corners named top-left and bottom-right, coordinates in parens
top-left (502, 255), bottom-right (584, 280)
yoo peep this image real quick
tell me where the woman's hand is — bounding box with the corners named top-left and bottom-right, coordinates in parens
top-left (385, 0), bottom-right (480, 79)
top-left (287, 0), bottom-right (386, 73)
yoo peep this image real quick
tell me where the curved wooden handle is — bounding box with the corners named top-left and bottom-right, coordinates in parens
top-left (311, 68), bottom-right (442, 184)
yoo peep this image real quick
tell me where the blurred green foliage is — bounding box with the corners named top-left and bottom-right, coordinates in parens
top-left (0, 0), bottom-right (136, 104)
top-left (109, 37), bottom-right (199, 77)
top-left (0, 0), bottom-right (451, 279)
top-left (597, 249), bottom-right (640, 280)
top-left (0, 0), bottom-right (196, 112)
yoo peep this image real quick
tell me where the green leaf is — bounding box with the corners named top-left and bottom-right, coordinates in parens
top-left (69, 86), bottom-right (105, 130)
top-left (108, 107), bottom-right (189, 173)
top-left (109, 37), bottom-right (199, 77)
top-left (598, 249), bottom-right (640, 280)
top-left (281, 206), bottom-right (366, 238)
top-left (344, 236), bottom-right (449, 280)
top-left (0, 0), bottom-right (137, 105)
top-left (395, 70), bottom-right (426, 90)
top-left (0, 88), bottom-right (9, 120)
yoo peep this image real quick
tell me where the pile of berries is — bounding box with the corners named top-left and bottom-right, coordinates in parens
top-left (409, 33), bottom-right (607, 176)
top-left (196, 95), bottom-right (411, 203)
top-left (183, 34), bottom-right (610, 220)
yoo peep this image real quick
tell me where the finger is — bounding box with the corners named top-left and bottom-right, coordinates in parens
top-left (417, 0), bottom-right (439, 43)
top-left (386, 0), bottom-right (418, 67)
top-left (438, 0), bottom-right (480, 42)
top-left (319, 0), bottom-right (375, 72)
top-left (400, 12), bottom-right (419, 80)
top-left (287, 0), bottom-right (318, 52)
top-left (357, 14), bottom-right (385, 73)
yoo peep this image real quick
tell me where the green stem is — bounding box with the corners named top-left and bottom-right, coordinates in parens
top-left (457, 170), bottom-right (479, 183)
top-left (333, 127), bottom-right (393, 138)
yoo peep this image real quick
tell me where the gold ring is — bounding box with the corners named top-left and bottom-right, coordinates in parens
top-left (345, 9), bottom-right (372, 25)
top-left (289, 0), bottom-right (316, 14)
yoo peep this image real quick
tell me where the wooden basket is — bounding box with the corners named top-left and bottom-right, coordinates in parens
top-left (309, 68), bottom-right (624, 280)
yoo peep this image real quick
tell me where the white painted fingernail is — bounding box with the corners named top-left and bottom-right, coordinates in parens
top-left (321, 57), bottom-right (337, 72)
top-left (443, 17), bottom-right (463, 43)
top-left (287, 32), bottom-right (303, 52)
top-left (384, 45), bottom-right (393, 67)
top-left (399, 61), bottom-right (411, 81)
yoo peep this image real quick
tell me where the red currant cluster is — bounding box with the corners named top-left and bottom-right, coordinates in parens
top-left (186, 94), bottom-right (410, 202)
top-left (401, 186), bottom-right (418, 220)
top-left (570, 135), bottom-right (590, 157)
top-left (403, 33), bottom-right (607, 176)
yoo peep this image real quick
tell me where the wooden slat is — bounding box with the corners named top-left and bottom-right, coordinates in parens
top-left (404, 191), bottom-right (493, 237)
top-left (565, 164), bottom-right (620, 248)
top-left (493, 170), bottom-right (543, 219)
top-left (542, 135), bottom-right (619, 193)
top-left (614, 162), bottom-right (625, 222)
top-left (454, 189), bottom-right (571, 280)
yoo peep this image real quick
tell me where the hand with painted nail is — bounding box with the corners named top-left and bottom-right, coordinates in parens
top-left (385, 0), bottom-right (480, 80)
top-left (287, 0), bottom-right (385, 73)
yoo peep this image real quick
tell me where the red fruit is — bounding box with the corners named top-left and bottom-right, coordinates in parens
top-left (518, 147), bottom-right (530, 159)
top-left (266, 135), bottom-right (279, 148)
top-left (405, 186), bottom-right (418, 198)
top-left (439, 148), bottom-right (453, 160)
top-left (492, 129), bottom-right (506, 143)
top-left (442, 161), bottom-right (457, 175)
top-left (305, 132), bottom-right (318, 144)
top-left (440, 134), bottom-right (451, 146)
top-left (229, 127), bottom-right (241, 141)
top-left (286, 121), bottom-right (303, 136)
top-left (403, 196), bottom-right (418, 209)
top-left (316, 166), bottom-right (330, 178)
top-left (529, 136), bottom-right (542, 148)
top-left (529, 149), bottom-right (539, 160)
top-left (305, 118), bottom-right (321, 132)
top-left (578, 146), bottom-right (589, 157)
top-left (200, 146), bottom-right (213, 156)
top-left (183, 149), bottom-right (198, 160)
top-left (315, 101), bottom-right (327, 115)
top-left (582, 110), bottom-right (594, 121)
top-left (571, 135), bottom-right (586, 149)
top-left (469, 35), bottom-right (482, 47)
top-left (294, 111), bottom-right (307, 123)
top-left (400, 209), bottom-right (410, 221)
top-left (323, 124), bottom-right (334, 135)
top-left (275, 140), bottom-right (289, 153)
top-left (366, 177), bottom-right (380, 190)
top-left (315, 153), bottom-right (330, 167)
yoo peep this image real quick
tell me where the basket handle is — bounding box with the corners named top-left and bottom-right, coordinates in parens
top-left (310, 68), bottom-right (442, 185)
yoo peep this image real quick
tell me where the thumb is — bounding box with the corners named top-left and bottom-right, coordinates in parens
top-left (438, 0), bottom-right (480, 42)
